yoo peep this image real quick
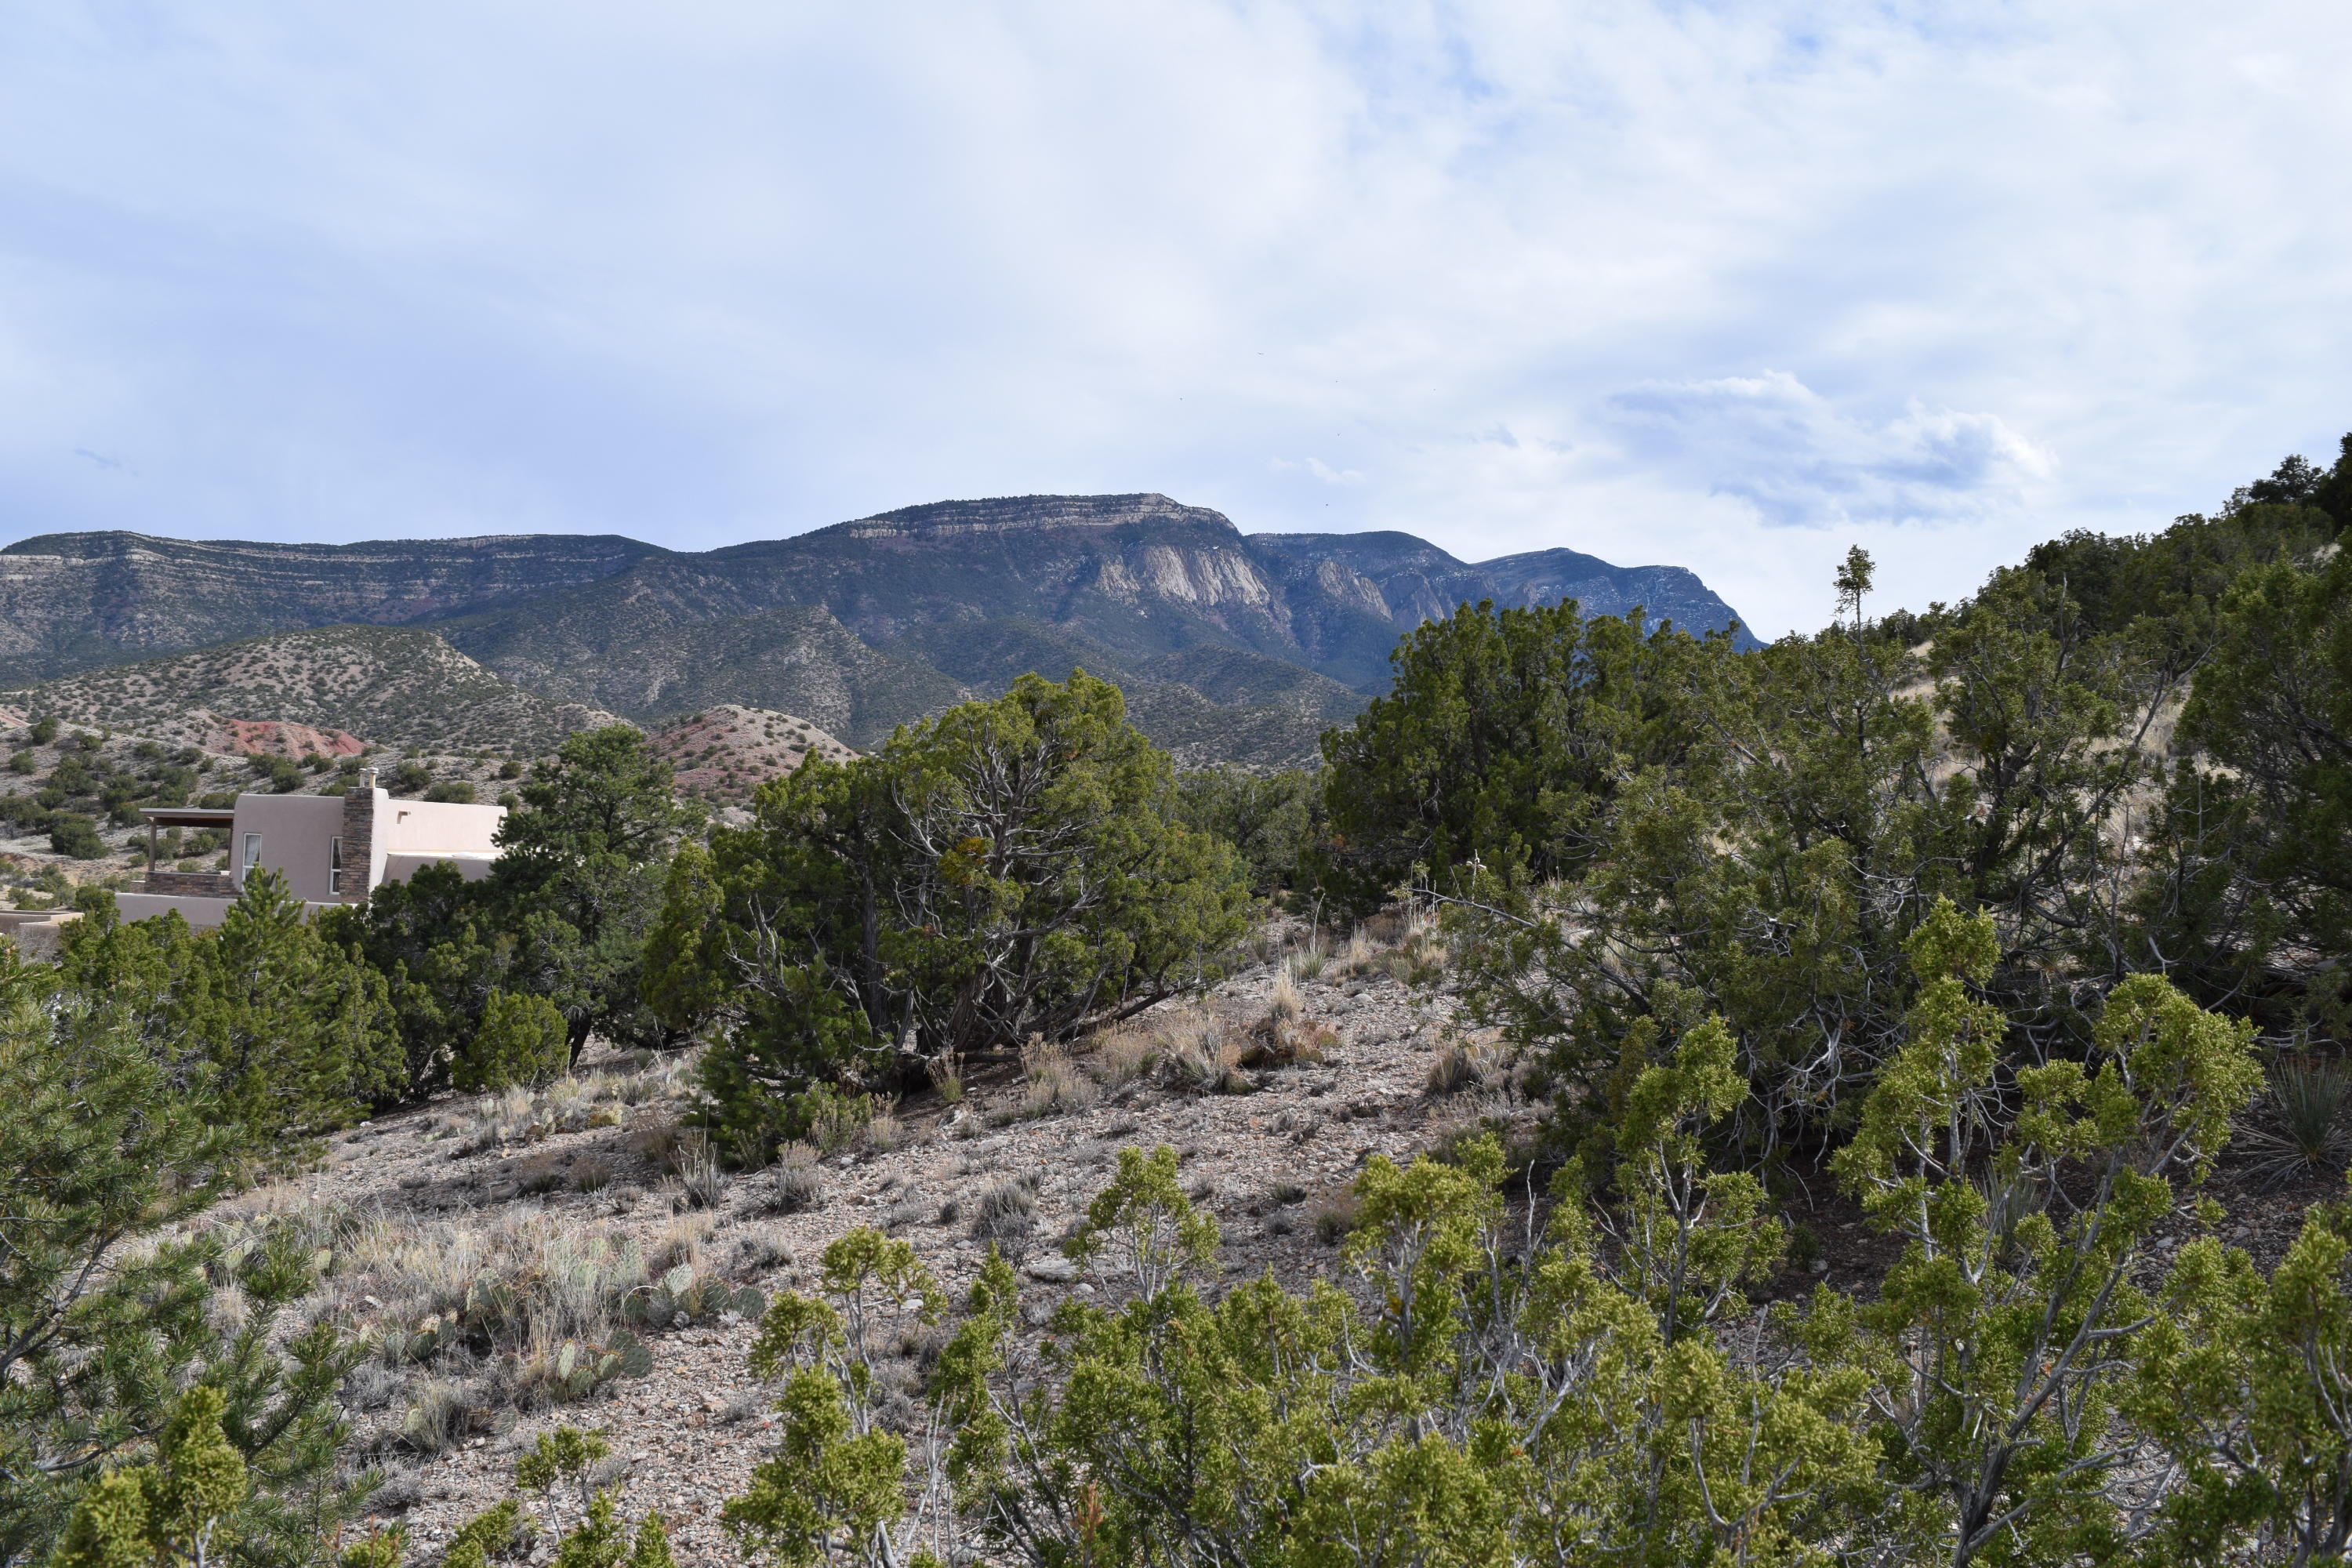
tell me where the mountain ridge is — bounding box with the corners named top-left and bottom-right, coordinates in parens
top-left (0, 496), bottom-right (1758, 764)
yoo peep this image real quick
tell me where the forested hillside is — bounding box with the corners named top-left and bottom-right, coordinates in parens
top-left (9, 435), bottom-right (2352, 1567)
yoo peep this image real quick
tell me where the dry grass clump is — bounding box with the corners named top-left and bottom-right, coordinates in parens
top-left (1283, 936), bottom-right (1330, 983)
top-left (1085, 1022), bottom-right (1158, 1089)
top-left (969, 1174), bottom-right (1041, 1242)
top-left (1156, 1007), bottom-right (1246, 1094)
top-left (1310, 1190), bottom-right (1360, 1245)
top-left (1425, 1042), bottom-right (1494, 1097)
top-left (1021, 1036), bottom-right (1101, 1120)
top-left (628, 1119), bottom-right (681, 1167)
top-left (865, 1108), bottom-right (907, 1152)
top-left (322, 1208), bottom-right (667, 1416)
top-left (398, 1377), bottom-right (468, 1454)
top-left (674, 1129), bottom-right (724, 1209)
top-left (766, 1142), bottom-right (825, 1214)
top-left (808, 1091), bottom-right (877, 1154)
top-left (456, 1062), bottom-right (674, 1154)
top-left (1323, 926), bottom-right (1381, 978)
top-left (1240, 971), bottom-right (1336, 1070)
top-left (644, 1212), bottom-right (715, 1279)
top-left (927, 1051), bottom-right (964, 1105)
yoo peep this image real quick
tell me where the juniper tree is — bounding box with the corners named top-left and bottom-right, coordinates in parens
top-left (660, 673), bottom-right (1249, 1157)
top-left (0, 942), bottom-right (368, 1567)
top-left (1823, 899), bottom-right (2260, 1567)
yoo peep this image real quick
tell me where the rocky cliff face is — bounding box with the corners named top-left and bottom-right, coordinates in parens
top-left (0, 497), bottom-right (1759, 763)
top-left (0, 532), bottom-right (659, 686)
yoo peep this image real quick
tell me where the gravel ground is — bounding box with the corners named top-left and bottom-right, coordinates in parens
top-left (211, 919), bottom-right (2341, 1565)
top-left (238, 927), bottom-right (1507, 1562)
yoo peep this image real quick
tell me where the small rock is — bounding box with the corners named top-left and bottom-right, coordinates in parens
top-left (1024, 1256), bottom-right (1078, 1283)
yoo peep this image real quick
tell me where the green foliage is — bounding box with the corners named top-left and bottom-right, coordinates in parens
top-left (737, 1134), bottom-right (1877, 1568)
top-left (1173, 765), bottom-right (1321, 897)
top-left (1062, 1145), bottom-right (1218, 1297)
top-left (672, 673), bottom-right (1250, 1154)
top-left (1823, 900), bottom-right (2260, 1566)
top-left (727, 1229), bottom-right (948, 1568)
top-left (1607, 1004), bottom-right (1786, 1340)
top-left (1316, 599), bottom-right (1700, 911)
top-left (336, 1525), bottom-right (406, 1568)
top-left (28, 713), bottom-right (58, 744)
top-left (456, 989), bottom-right (572, 1093)
top-left (2182, 544), bottom-right (2352, 983)
top-left (251, 754), bottom-right (306, 793)
top-left (1428, 532), bottom-right (2261, 1149)
top-left (637, 840), bottom-right (725, 1038)
top-left (60, 869), bottom-right (402, 1141)
top-left (47, 811), bottom-right (105, 858)
top-left (49, 1387), bottom-right (248, 1568)
top-left (516, 1426), bottom-right (611, 1513)
top-left (317, 862), bottom-right (503, 1098)
top-left (445, 1498), bottom-right (524, 1565)
top-left (0, 942), bottom-right (368, 1565)
top-left (492, 724), bottom-right (696, 1054)
top-left (321, 728), bottom-right (695, 1097)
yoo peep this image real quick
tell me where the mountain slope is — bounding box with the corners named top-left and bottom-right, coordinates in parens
top-left (0, 497), bottom-right (1759, 764)
top-left (0, 532), bottom-right (660, 686)
top-left (437, 592), bottom-right (968, 750)
top-left (0, 626), bottom-right (621, 754)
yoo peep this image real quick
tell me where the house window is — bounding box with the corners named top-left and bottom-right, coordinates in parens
top-left (241, 833), bottom-right (263, 880)
top-left (329, 836), bottom-right (344, 895)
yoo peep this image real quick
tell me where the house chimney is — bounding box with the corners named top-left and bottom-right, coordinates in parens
top-left (339, 771), bottom-right (379, 902)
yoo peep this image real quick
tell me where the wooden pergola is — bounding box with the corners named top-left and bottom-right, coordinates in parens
top-left (139, 805), bottom-right (236, 873)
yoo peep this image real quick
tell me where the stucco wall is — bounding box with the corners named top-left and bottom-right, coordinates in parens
top-left (380, 799), bottom-right (506, 856)
top-left (230, 793), bottom-right (347, 902)
top-left (383, 851), bottom-right (496, 884)
top-left (117, 893), bottom-right (339, 931)
top-left (222, 791), bottom-right (506, 902)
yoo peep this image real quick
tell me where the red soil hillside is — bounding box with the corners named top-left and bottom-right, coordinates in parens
top-left (209, 716), bottom-right (368, 758)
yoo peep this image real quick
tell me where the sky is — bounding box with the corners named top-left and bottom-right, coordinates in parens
top-left (2, 2), bottom-right (2348, 637)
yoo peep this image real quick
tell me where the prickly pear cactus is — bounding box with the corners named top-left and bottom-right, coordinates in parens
top-left (610, 1330), bottom-right (654, 1378)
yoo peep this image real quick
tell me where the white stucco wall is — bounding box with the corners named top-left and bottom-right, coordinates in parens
top-left (380, 799), bottom-right (506, 856)
top-left (382, 851), bottom-right (497, 884)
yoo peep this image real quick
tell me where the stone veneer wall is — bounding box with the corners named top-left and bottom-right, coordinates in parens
top-left (141, 869), bottom-right (236, 896)
top-left (336, 779), bottom-right (376, 901)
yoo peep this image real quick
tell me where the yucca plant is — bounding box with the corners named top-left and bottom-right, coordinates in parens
top-left (2241, 1058), bottom-right (2352, 1189)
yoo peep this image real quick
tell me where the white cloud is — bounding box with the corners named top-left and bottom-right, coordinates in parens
top-left (1598, 371), bottom-right (2056, 528)
top-left (0, 0), bottom-right (2346, 636)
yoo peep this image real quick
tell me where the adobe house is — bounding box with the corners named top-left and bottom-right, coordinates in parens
top-left (122, 768), bottom-right (506, 928)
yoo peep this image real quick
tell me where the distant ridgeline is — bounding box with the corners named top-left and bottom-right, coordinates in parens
top-left (0, 495), bottom-right (1758, 767)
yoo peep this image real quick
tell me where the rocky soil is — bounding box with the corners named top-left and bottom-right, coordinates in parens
top-left (198, 918), bottom-right (2347, 1565)
top-left (647, 705), bottom-right (856, 806)
top-left (218, 925), bottom-right (1512, 1562)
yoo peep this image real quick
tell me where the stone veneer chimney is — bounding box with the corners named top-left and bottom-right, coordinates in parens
top-left (337, 769), bottom-right (378, 902)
